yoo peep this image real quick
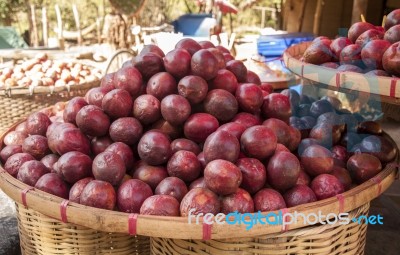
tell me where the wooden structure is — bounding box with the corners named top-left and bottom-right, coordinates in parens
top-left (282, 0), bottom-right (400, 37)
top-left (282, 0), bottom-right (353, 37)
top-left (283, 42), bottom-right (400, 104)
top-left (283, 42), bottom-right (400, 121)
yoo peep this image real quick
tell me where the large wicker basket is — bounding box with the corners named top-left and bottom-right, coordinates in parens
top-left (16, 203), bottom-right (149, 255)
top-left (151, 203), bottom-right (370, 255)
top-left (282, 42), bottom-right (400, 121)
top-left (0, 80), bottom-right (99, 134)
top-left (0, 117), bottom-right (398, 255)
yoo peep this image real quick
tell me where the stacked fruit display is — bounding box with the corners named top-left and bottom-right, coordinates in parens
top-left (302, 9), bottom-right (400, 77)
top-left (0, 53), bottom-right (102, 88)
top-left (0, 38), bottom-right (397, 218)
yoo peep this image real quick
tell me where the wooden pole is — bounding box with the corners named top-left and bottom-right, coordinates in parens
top-left (282, 0), bottom-right (289, 31)
top-left (278, 0), bottom-right (283, 30)
top-left (72, 4), bottom-right (82, 46)
top-left (42, 7), bottom-right (48, 47)
top-left (30, 4), bottom-right (39, 47)
top-left (298, 0), bottom-right (308, 32)
top-left (313, 0), bottom-right (323, 35)
top-left (261, 9), bottom-right (266, 28)
top-left (55, 4), bottom-right (64, 50)
top-left (351, 0), bottom-right (368, 24)
top-left (229, 13), bottom-right (233, 35)
top-left (96, 18), bottom-right (101, 44)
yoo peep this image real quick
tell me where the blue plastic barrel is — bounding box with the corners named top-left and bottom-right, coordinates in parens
top-left (257, 32), bottom-right (314, 57)
top-left (172, 14), bottom-right (217, 37)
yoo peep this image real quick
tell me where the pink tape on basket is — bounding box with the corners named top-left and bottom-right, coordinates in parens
top-left (371, 176), bottom-right (383, 196)
top-left (128, 214), bottom-right (138, 236)
top-left (21, 187), bottom-right (34, 207)
top-left (336, 194), bottom-right (345, 213)
top-left (390, 79), bottom-right (397, 98)
top-left (202, 222), bottom-right (212, 240)
top-left (336, 72), bottom-right (343, 88)
top-left (301, 63), bottom-right (305, 77)
top-left (280, 208), bottom-right (289, 232)
top-left (60, 200), bottom-right (69, 223)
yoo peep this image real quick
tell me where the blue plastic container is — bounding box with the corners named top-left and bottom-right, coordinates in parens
top-left (257, 32), bottom-right (314, 57)
top-left (172, 14), bottom-right (217, 37)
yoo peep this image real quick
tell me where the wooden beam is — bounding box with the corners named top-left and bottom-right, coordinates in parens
top-left (253, 6), bottom-right (281, 12)
top-left (279, 0), bottom-right (283, 30)
top-left (96, 17), bottom-right (101, 44)
top-left (30, 4), bottom-right (39, 47)
top-left (351, 0), bottom-right (368, 24)
top-left (72, 4), bottom-right (82, 45)
top-left (54, 4), bottom-right (64, 50)
top-left (282, 0), bottom-right (289, 30)
top-left (313, 0), bottom-right (323, 35)
top-left (42, 7), bottom-right (48, 47)
top-left (261, 9), bottom-right (266, 28)
top-left (298, 0), bottom-right (308, 32)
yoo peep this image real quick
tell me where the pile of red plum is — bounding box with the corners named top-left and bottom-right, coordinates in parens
top-left (1, 38), bottom-right (397, 218)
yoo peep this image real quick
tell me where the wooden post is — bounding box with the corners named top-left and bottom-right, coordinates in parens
top-left (313, 0), bottom-right (323, 35)
top-left (30, 4), bottom-right (39, 47)
top-left (96, 17), bottom-right (101, 44)
top-left (55, 4), bottom-right (64, 50)
top-left (72, 4), bottom-right (82, 45)
top-left (351, 0), bottom-right (368, 24)
top-left (298, 0), bottom-right (308, 32)
top-left (278, 0), bottom-right (283, 30)
top-left (261, 9), bottom-right (266, 28)
top-left (42, 7), bottom-right (48, 47)
top-left (282, 0), bottom-right (290, 31)
top-left (229, 13), bottom-right (233, 35)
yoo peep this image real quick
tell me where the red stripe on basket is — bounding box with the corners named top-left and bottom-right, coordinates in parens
top-left (371, 176), bottom-right (383, 195)
top-left (202, 222), bottom-right (212, 240)
top-left (301, 63), bottom-right (305, 76)
top-left (336, 194), bottom-right (345, 213)
top-left (336, 72), bottom-right (342, 88)
top-left (21, 187), bottom-right (34, 207)
top-left (60, 200), bottom-right (69, 223)
top-left (128, 214), bottom-right (138, 236)
top-left (280, 208), bottom-right (289, 232)
top-left (390, 79), bottom-right (397, 98)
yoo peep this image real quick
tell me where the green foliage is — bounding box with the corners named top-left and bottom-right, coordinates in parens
top-left (109, 0), bottom-right (144, 15)
top-left (0, 0), bottom-right (24, 24)
top-left (27, 0), bottom-right (105, 31)
top-left (1, 0), bottom-right (109, 35)
top-left (136, 0), bottom-right (189, 26)
top-left (135, 0), bottom-right (281, 29)
top-left (232, 0), bottom-right (280, 28)
top-left (3, 0), bottom-right (282, 45)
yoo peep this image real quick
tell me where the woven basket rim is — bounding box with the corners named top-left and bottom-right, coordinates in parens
top-left (0, 80), bottom-right (100, 97)
top-left (0, 118), bottom-right (398, 240)
top-left (282, 42), bottom-right (400, 102)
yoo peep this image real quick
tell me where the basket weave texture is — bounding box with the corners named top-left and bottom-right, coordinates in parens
top-left (16, 203), bottom-right (150, 255)
top-left (150, 203), bottom-right (369, 255)
top-left (0, 81), bottom-right (99, 134)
